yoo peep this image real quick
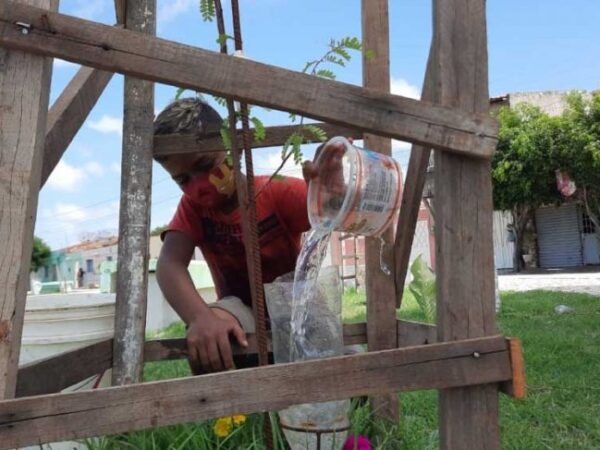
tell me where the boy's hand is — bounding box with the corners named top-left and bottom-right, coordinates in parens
top-left (186, 308), bottom-right (248, 374)
top-left (302, 138), bottom-right (349, 196)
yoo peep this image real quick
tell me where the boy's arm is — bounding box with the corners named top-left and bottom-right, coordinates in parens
top-left (157, 231), bottom-right (247, 373)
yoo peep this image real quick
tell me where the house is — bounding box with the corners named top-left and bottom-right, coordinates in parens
top-left (35, 236), bottom-right (119, 288)
top-left (492, 91), bottom-right (600, 269)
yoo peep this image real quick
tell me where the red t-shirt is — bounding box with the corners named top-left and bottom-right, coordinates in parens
top-left (164, 176), bottom-right (310, 307)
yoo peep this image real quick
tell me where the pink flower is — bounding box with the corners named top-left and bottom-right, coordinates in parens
top-left (343, 435), bottom-right (372, 450)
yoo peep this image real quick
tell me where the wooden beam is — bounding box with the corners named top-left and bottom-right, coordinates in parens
top-left (112, 0), bottom-right (155, 386)
top-left (143, 321), bottom-right (434, 362)
top-left (153, 122), bottom-right (362, 157)
top-left (394, 48), bottom-right (435, 308)
top-left (433, 2), bottom-right (501, 449)
top-left (16, 339), bottom-right (112, 397)
top-left (0, 2), bottom-right (498, 158)
top-left (362, 0), bottom-right (399, 422)
top-left (0, 0), bottom-right (57, 400)
top-left (41, 66), bottom-right (113, 186)
top-left (500, 337), bottom-right (526, 399)
top-left (0, 336), bottom-right (511, 449)
top-left (15, 321), bottom-right (434, 397)
top-left (114, 0), bottom-right (126, 24)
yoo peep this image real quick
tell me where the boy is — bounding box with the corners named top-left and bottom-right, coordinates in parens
top-left (155, 98), bottom-right (316, 374)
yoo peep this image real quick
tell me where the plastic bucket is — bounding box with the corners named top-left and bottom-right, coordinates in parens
top-left (308, 136), bottom-right (402, 237)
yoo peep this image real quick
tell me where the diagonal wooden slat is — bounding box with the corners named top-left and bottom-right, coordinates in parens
top-left (42, 66), bottom-right (113, 186)
top-left (1, 336), bottom-right (511, 449)
top-left (393, 47), bottom-right (435, 307)
top-left (0, 1), bottom-right (498, 159)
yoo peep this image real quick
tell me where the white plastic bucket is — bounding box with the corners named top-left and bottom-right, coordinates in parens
top-left (308, 136), bottom-right (401, 236)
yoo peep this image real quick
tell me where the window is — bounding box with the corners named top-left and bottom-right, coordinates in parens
top-left (582, 213), bottom-right (596, 234)
top-left (86, 259), bottom-right (94, 273)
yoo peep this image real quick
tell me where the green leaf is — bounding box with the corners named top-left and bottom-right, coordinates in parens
top-left (302, 124), bottom-right (327, 142)
top-left (338, 36), bottom-right (362, 51)
top-left (407, 255), bottom-right (436, 323)
top-left (332, 46), bottom-right (351, 61)
top-left (199, 0), bottom-right (215, 22)
top-left (316, 69), bottom-right (336, 80)
top-left (325, 55), bottom-right (346, 67)
top-left (175, 87), bottom-right (186, 100)
top-left (250, 116), bottom-right (266, 143)
top-left (364, 49), bottom-right (376, 60)
top-left (213, 96), bottom-right (227, 107)
top-left (216, 33), bottom-right (233, 46)
top-left (220, 120), bottom-right (232, 151)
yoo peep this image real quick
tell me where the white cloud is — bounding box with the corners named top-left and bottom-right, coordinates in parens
top-left (391, 77), bottom-right (421, 99)
top-left (84, 161), bottom-right (104, 176)
top-left (46, 160), bottom-right (106, 192)
top-left (158, 0), bottom-right (194, 23)
top-left (53, 59), bottom-right (79, 70)
top-left (46, 161), bottom-right (86, 192)
top-left (111, 162), bottom-right (121, 175)
top-left (254, 151), bottom-right (303, 179)
top-left (88, 115), bottom-right (123, 135)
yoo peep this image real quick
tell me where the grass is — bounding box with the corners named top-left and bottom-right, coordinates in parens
top-left (88, 289), bottom-right (600, 449)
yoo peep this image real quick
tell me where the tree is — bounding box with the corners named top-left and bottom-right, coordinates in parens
top-left (492, 104), bottom-right (562, 271)
top-left (558, 92), bottom-right (600, 235)
top-left (31, 236), bottom-right (51, 273)
top-left (492, 92), bottom-right (600, 271)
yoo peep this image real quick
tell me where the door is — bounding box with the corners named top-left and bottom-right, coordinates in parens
top-left (581, 212), bottom-right (600, 265)
top-left (493, 211), bottom-right (515, 269)
top-left (536, 203), bottom-right (583, 268)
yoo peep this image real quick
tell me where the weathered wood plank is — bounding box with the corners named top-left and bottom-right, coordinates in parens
top-left (114, 0), bottom-right (126, 24)
top-left (0, 1), bottom-right (498, 158)
top-left (0, 0), bottom-right (57, 399)
top-left (143, 321), bottom-right (434, 362)
top-left (433, 1), bottom-right (501, 449)
top-left (0, 336), bottom-right (511, 449)
top-left (394, 47), bottom-right (435, 308)
top-left (397, 320), bottom-right (437, 347)
top-left (153, 122), bottom-right (362, 157)
top-left (362, 0), bottom-right (399, 422)
top-left (112, 0), bottom-right (155, 386)
top-left (41, 66), bottom-right (113, 186)
top-left (16, 339), bottom-right (112, 397)
top-left (500, 337), bottom-right (526, 399)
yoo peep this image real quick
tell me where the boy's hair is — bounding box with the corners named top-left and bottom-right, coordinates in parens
top-left (153, 97), bottom-right (223, 162)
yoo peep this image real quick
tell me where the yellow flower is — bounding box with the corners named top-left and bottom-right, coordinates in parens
top-left (213, 417), bottom-right (233, 438)
top-left (232, 415), bottom-right (246, 425)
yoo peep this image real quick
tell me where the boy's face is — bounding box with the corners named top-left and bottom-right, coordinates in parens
top-left (159, 151), bottom-right (235, 208)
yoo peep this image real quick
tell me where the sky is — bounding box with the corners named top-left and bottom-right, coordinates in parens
top-left (35, 0), bottom-right (600, 250)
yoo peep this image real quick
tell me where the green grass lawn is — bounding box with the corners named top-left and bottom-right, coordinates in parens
top-left (89, 290), bottom-right (600, 449)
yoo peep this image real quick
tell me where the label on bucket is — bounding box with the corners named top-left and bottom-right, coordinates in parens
top-left (341, 149), bottom-right (400, 235)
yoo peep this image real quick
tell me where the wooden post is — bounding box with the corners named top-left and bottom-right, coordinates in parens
top-left (112, 0), bottom-right (156, 386)
top-left (361, 0), bottom-right (399, 422)
top-left (0, 0), bottom-right (57, 399)
top-left (433, 1), bottom-right (500, 449)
